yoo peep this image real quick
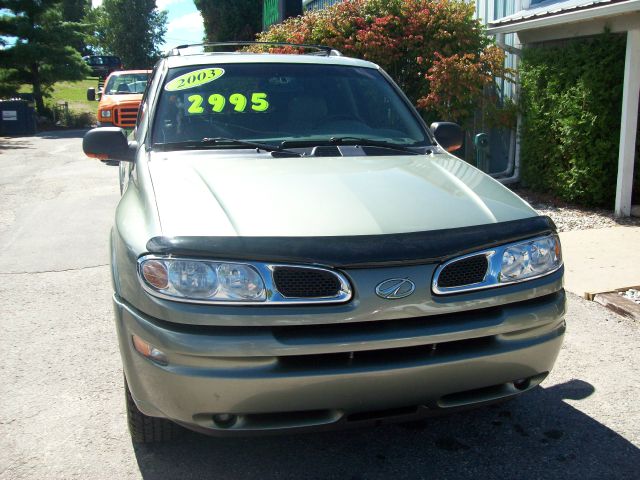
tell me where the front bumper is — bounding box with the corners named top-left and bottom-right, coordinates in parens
top-left (115, 290), bottom-right (566, 435)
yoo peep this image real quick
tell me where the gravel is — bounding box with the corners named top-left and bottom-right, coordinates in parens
top-left (620, 288), bottom-right (640, 304)
top-left (510, 187), bottom-right (640, 232)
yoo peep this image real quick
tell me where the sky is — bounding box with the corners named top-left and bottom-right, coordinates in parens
top-left (92, 0), bottom-right (205, 51)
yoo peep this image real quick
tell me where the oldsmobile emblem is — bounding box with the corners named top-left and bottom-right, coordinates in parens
top-left (375, 278), bottom-right (416, 300)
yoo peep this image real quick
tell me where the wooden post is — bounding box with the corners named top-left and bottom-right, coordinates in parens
top-left (615, 29), bottom-right (640, 217)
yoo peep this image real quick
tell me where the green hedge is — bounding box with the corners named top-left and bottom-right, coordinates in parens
top-left (519, 33), bottom-right (639, 207)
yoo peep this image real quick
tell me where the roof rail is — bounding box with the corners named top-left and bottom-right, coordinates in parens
top-left (165, 41), bottom-right (342, 57)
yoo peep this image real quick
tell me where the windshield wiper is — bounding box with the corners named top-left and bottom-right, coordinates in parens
top-left (153, 137), bottom-right (301, 156)
top-left (280, 137), bottom-right (422, 154)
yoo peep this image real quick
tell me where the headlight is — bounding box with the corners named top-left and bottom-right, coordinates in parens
top-left (137, 255), bottom-right (353, 305)
top-left (500, 236), bottom-right (562, 282)
top-left (433, 234), bottom-right (562, 295)
top-left (100, 110), bottom-right (111, 118)
top-left (138, 257), bottom-right (266, 302)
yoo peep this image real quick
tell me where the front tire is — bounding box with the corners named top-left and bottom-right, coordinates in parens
top-left (125, 377), bottom-right (181, 443)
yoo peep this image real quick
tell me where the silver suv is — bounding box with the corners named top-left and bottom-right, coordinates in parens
top-left (83, 43), bottom-right (565, 443)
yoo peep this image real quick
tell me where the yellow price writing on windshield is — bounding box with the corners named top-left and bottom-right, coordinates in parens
top-left (229, 93), bottom-right (247, 112)
top-left (165, 68), bottom-right (225, 91)
top-left (185, 92), bottom-right (269, 114)
top-left (208, 94), bottom-right (226, 112)
top-left (187, 94), bottom-right (204, 114)
top-left (250, 93), bottom-right (269, 111)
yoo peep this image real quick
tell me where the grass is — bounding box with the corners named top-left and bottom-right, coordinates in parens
top-left (19, 77), bottom-right (100, 114)
top-left (47, 78), bottom-right (100, 113)
top-left (19, 77), bottom-right (100, 127)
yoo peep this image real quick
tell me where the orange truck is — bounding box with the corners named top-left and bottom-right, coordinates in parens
top-left (87, 70), bottom-right (151, 129)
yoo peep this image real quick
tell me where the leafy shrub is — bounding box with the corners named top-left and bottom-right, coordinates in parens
top-left (519, 33), bottom-right (639, 207)
top-left (65, 111), bottom-right (95, 129)
top-left (257, 0), bottom-right (513, 130)
top-left (44, 105), bottom-right (95, 129)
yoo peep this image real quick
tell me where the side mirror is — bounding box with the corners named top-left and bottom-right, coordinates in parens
top-left (430, 122), bottom-right (464, 152)
top-left (87, 88), bottom-right (96, 101)
top-left (83, 127), bottom-right (135, 162)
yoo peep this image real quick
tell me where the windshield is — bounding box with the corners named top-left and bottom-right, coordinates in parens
top-left (104, 73), bottom-right (149, 95)
top-left (152, 63), bottom-right (430, 147)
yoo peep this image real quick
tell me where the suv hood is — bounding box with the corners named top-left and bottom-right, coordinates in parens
top-left (147, 151), bottom-right (537, 237)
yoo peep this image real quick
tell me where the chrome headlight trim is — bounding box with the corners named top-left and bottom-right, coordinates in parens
top-left (137, 255), bottom-right (353, 305)
top-left (432, 234), bottom-right (562, 295)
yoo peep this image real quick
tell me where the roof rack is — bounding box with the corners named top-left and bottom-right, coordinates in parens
top-left (165, 41), bottom-right (342, 57)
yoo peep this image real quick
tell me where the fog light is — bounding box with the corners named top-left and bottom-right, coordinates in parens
top-left (212, 413), bottom-right (238, 428)
top-left (132, 334), bottom-right (168, 366)
top-left (513, 378), bottom-right (531, 391)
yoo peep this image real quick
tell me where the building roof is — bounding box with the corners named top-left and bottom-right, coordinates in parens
top-left (488, 0), bottom-right (640, 32)
top-left (492, 0), bottom-right (622, 25)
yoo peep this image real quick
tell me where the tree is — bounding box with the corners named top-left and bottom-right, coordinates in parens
top-left (62, 0), bottom-right (90, 21)
top-left (91, 0), bottom-right (167, 69)
top-left (0, 0), bottom-right (91, 113)
top-left (258, 0), bottom-right (513, 131)
top-left (194, 0), bottom-right (261, 42)
top-left (61, 0), bottom-right (91, 54)
top-left (0, 68), bottom-right (20, 99)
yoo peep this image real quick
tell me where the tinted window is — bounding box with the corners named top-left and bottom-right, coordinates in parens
top-left (104, 73), bottom-right (149, 95)
top-left (152, 63), bottom-right (429, 147)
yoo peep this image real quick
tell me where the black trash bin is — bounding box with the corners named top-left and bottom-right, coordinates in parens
top-left (0, 100), bottom-right (37, 136)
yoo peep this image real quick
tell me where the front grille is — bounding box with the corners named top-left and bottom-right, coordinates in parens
top-left (273, 267), bottom-right (342, 298)
top-left (437, 254), bottom-right (488, 288)
top-left (113, 106), bottom-right (139, 128)
top-left (277, 337), bottom-right (496, 370)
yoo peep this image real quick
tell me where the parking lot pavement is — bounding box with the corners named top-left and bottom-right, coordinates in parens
top-left (1, 133), bottom-right (639, 479)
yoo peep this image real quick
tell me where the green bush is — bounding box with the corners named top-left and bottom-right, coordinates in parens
top-left (64, 111), bottom-right (95, 129)
top-left (519, 33), bottom-right (639, 207)
top-left (257, 0), bottom-right (513, 130)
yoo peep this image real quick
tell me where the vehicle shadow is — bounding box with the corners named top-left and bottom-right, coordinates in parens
top-left (35, 129), bottom-right (89, 139)
top-left (102, 160), bottom-right (119, 167)
top-left (133, 379), bottom-right (639, 479)
top-left (0, 141), bottom-right (30, 150)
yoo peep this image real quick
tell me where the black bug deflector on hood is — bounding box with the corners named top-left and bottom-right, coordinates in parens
top-left (145, 216), bottom-right (556, 268)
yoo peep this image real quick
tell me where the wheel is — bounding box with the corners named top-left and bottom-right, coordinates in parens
top-left (125, 377), bottom-right (181, 443)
